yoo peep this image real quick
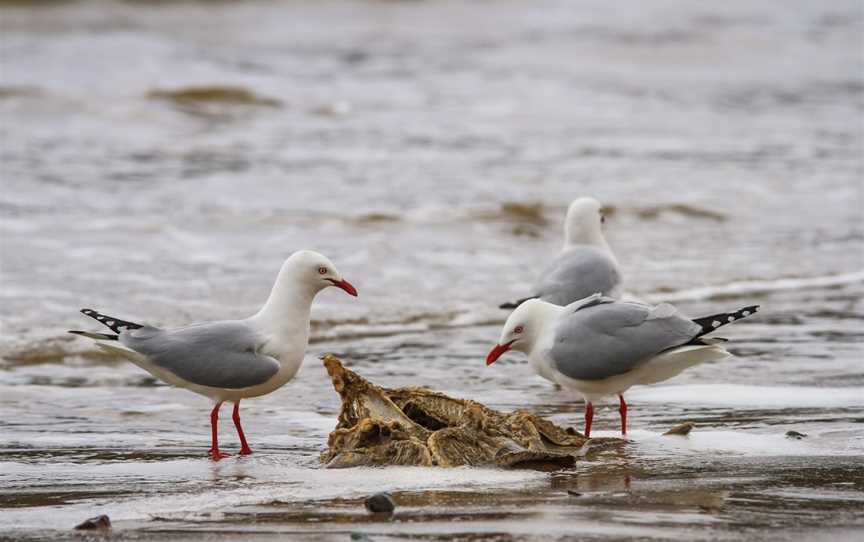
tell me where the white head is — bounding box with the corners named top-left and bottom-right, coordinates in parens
top-left (276, 250), bottom-right (358, 297)
top-left (486, 299), bottom-right (558, 366)
top-left (563, 197), bottom-right (607, 247)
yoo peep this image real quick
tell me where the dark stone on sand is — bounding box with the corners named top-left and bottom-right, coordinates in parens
top-left (664, 421), bottom-right (695, 436)
top-left (567, 490), bottom-right (583, 497)
top-left (74, 514), bottom-right (111, 530)
top-left (364, 492), bottom-right (395, 514)
top-left (786, 430), bottom-right (807, 440)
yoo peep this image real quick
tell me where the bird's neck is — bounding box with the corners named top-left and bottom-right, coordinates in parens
top-left (525, 304), bottom-right (566, 357)
top-left (563, 228), bottom-right (610, 252)
top-left (249, 273), bottom-right (320, 341)
top-left (562, 230), bottom-right (617, 261)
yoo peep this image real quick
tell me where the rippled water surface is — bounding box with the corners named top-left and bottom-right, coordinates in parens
top-left (1, 0), bottom-right (863, 540)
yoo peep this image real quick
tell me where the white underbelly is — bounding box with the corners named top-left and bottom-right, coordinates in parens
top-left (553, 371), bottom-right (640, 404)
top-left (204, 355), bottom-right (304, 402)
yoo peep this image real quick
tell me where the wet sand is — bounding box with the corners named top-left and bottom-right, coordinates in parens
top-left (2, 281), bottom-right (863, 541)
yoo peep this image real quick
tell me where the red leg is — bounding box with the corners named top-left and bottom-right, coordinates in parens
top-left (232, 402), bottom-right (253, 455)
top-left (209, 402), bottom-right (230, 460)
top-left (584, 402), bottom-right (594, 438)
top-left (618, 394), bottom-right (628, 436)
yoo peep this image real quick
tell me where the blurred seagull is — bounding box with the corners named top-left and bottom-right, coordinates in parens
top-left (69, 250), bottom-right (358, 460)
top-left (500, 197), bottom-right (621, 309)
top-left (487, 294), bottom-right (758, 437)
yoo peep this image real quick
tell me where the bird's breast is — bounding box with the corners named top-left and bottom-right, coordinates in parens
top-left (529, 349), bottom-right (558, 382)
top-left (272, 333), bottom-right (308, 366)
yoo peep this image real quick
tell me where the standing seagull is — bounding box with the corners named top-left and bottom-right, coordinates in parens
top-left (486, 294), bottom-right (758, 437)
top-left (501, 197), bottom-right (622, 309)
top-left (69, 250), bottom-right (358, 460)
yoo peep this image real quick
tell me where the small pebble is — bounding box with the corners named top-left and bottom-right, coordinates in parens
top-left (785, 430), bottom-right (807, 440)
top-left (74, 514), bottom-right (111, 530)
top-left (566, 490), bottom-right (583, 497)
top-left (364, 492), bottom-right (395, 514)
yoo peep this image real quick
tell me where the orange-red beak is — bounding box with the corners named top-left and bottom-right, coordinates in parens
top-left (328, 278), bottom-right (358, 297)
top-left (486, 340), bottom-right (514, 366)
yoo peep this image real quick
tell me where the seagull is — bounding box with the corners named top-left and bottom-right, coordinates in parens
top-left (500, 197), bottom-right (622, 309)
top-left (69, 250), bottom-right (358, 460)
top-left (486, 294), bottom-right (758, 437)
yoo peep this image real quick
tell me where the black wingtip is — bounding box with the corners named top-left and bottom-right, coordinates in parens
top-left (77, 308), bottom-right (143, 333)
top-left (68, 330), bottom-right (119, 340)
top-left (692, 303), bottom-right (761, 337)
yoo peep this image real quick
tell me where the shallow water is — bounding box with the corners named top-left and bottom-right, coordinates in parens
top-left (1, 0), bottom-right (863, 540)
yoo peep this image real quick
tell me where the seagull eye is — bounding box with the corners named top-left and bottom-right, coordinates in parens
top-left (318, 267), bottom-right (328, 275)
top-left (514, 325), bottom-right (524, 334)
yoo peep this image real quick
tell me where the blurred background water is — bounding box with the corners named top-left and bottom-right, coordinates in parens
top-left (1, 1), bottom-right (863, 541)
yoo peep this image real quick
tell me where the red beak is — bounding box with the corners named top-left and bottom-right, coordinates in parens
top-left (486, 341), bottom-right (514, 366)
top-left (328, 278), bottom-right (358, 297)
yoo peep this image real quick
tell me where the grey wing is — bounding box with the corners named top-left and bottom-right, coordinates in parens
top-left (550, 302), bottom-right (700, 381)
top-left (534, 246), bottom-right (621, 306)
top-left (119, 321), bottom-right (280, 389)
